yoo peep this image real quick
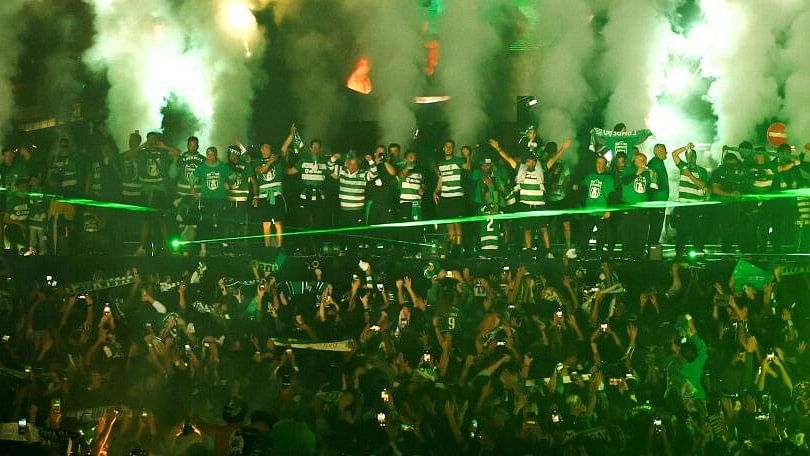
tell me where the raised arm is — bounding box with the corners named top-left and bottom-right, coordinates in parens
top-left (546, 139), bottom-right (573, 170)
top-left (280, 123), bottom-right (296, 156)
top-left (328, 153), bottom-right (342, 179)
top-left (488, 139), bottom-right (517, 169)
top-left (461, 147), bottom-right (473, 171)
top-left (671, 143), bottom-right (691, 167)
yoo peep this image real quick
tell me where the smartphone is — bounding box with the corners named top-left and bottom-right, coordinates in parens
top-left (600, 322), bottom-right (608, 333)
top-left (496, 340), bottom-right (506, 347)
top-left (141, 410), bottom-right (149, 419)
top-left (502, 266), bottom-right (510, 271)
top-left (370, 325), bottom-right (381, 332)
top-left (352, 273), bottom-right (360, 280)
top-left (377, 412), bottom-right (387, 427)
top-left (17, 418), bottom-right (27, 435)
top-left (551, 413), bottom-right (561, 424)
top-left (381, 389), bottom-right (390, 403)
top-left (376, 283), bottom-right (384, 292)
top-left (103, 305), bottom-right (111, 316)
top-left (185, 344), bottom-right (192, 352)
top-left (78, 294), bottom-right (87, 300)
top-left (422, 353), bottom-right (432, 363)
top-left (1, 335), bottom-right (9, 342)
top-left (286, 348), bottom-right (293, 355)
top-left (767, 352), bottom-right (775, 361)
top-left (446, 271), bottom-right (454, 278)
top-left (555, 310), bottom-right (563, 318)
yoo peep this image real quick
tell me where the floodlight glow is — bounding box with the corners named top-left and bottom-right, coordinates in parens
top-left (414, 96), bottom-right (451, 104)
top-left (225, 2), bottom-right (256, 31)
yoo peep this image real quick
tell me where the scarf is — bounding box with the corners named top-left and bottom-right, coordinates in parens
top-left (589, 128), bottom-right (653, 154)
top-left (270, 338), bottom-right (355, 352)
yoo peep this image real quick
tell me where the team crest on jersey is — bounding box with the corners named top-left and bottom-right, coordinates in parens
top-left (264, 166), bottom-right (276, 182)
top-left (147, 158), bottom-right (160, 177)
top-left (634, 176), bottom-right (647, 193)
top-left (206, 172), bottom-right (220, 191)
top-left (589, 179), bottom-right (603, 198)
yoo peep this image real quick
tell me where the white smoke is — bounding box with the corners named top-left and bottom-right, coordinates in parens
top-left (0, 0), bottom-right (28, 144)
top-left (347, 0), bottom-right (424, 146)
top-left (533, 0), bottom-right (595, 161)
top-left (600, 0), bottom-right (671, 130)
top-left (85, 0), bottom-right (191, 145)
top-left (780, 8), bottom-right (810, 144)
top-left (85, 0), bottom-right (264, 148)
top-left (176, 0), bottom-right (266, 147)
top-left (696, 0), bottom-right (780, 143)
top-left (438, 0), bottom-right (504, 146)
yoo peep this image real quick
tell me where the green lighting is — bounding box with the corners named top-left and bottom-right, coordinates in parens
top-left (172, 188), bottom-right (810, 248)
top-left (687, 249), bottom-right (699, 260)
top-left (3, 190), bottom-right (156, 212)
top-left (170, 238), bottom-right (182, 249)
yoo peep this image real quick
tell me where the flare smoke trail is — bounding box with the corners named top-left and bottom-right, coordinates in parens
top-left (533, 0), bottom-right (595, 161)
top-left (600, 0), bottom-right (670, 130)
top-left (348, 0), bottom-right (424, 146)
top-left (85, 0), bottom-right (263, 148)
top-left (177, 0), bottom-right (266, 147)
top-left (0, 1), bottom-right (28, 144)
top-left (439, 0), bottom-right (504, 146)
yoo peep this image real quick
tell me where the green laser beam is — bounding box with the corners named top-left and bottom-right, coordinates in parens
top-left (280, 224), bottom-right (432, 247)
top-left (2, 190), bottom-right (157, 212)
top-left (176, 187), bottom-right (810, 247)
top-left (176, 199), bottom-right (721, 246)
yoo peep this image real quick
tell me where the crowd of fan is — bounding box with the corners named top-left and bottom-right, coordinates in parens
top-left (2, 255), bottom-right (810, 455)
top-left (2, 121), bottom-right (810, 257)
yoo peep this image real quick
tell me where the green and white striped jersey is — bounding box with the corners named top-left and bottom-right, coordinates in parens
top-left (331, 161), bottom-right (378, 211)
top-left (516, 163), bottom-right (545, 206)
top-left (296, 155), bottom-right (329, 187)
top-left (437, 157), bottom-right (465, 199)
top-left (398, 166), bottom-right (423, 203)
top-left (120, 153), bottom-right (141, 198)
top-left (227, 161), bottom-right (254, 202)
top-left (480, 217), bottom-right (500, 251)
top-left (676, 161), bottom-right (708, 201)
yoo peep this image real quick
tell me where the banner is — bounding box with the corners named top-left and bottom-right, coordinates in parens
top-left (270, 338), bottom-right (355, 352)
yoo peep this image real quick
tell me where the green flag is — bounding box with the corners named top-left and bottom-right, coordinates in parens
top-left (732, 260), bottom-right (771, 292)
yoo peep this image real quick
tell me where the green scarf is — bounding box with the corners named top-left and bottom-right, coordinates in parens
top-left (589, 128), bottom-right (653, 154)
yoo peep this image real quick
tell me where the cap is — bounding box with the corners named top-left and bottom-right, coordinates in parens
top-left (525, 153), bottom-right (539, 161)
top-left (482, 158), bottom-right (493, 165)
